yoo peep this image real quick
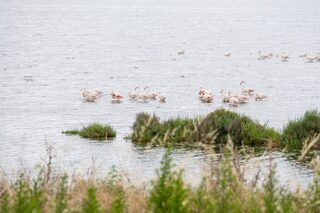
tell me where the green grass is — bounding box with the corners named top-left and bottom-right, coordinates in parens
top-left (282, 110), bottom-right (320, 150)
top-left (2, 144), bottom-right (320, 213)
top-left (63, 123), bottom-right (116, 140)
top-left (131, 109), bottom-right (281, 147)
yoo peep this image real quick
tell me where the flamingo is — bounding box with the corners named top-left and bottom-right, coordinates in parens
top-left (220, 90), bottom-right (231, 103)
top-left (83, 95), bottom-right (96, 102)
top-left (228, 96), bottom-right (240, 107)
top-left (235, 94), bottom-right (250, 104)
top-left (240, 81), bottom-right (255, 95)
top-left (199, 87), bottom-right (210, 96)
top-left (81, 89), bottom-right (102, 102)
top-left (255, 93), bottom-right (268, 101)
top-left (305, 56), bottom-right (314, 63)
top-left (279, 52), bottom-right (289, 61)
top-left (128, 87), bottom-right (140, 99)
top-left (111, 90), bottom-right (124, 102)
top-left (199, 87), bottom-right (214, 103)
top-left (257, 51), bottom-right (272, 60)
top-left (158, 93), bottom-right (166, 102)
top-left (135, 92), bottom-right (149, 102)
top-left (200, 93), bottom-right (214, 103)
top-left (144, 87), bottom-right (157, 99)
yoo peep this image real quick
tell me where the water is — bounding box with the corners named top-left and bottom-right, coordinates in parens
top-left (0, 0), bottom-right (319, 188)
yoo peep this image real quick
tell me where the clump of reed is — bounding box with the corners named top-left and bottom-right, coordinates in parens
top-left (282, 110), bottom-right (320, 150)
top-left (62, 123), bottom-right (116, 140)
top-left (131, 109), bottom-right (280, 147)
top-left (1, 141), bottom-right (320, 213)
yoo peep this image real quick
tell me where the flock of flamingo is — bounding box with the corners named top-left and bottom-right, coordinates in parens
top-left (198, 80), bottom-right (267, 107)
top-left (223, 51), bottom-right (320, 62)
top-left (79, 50), bottom-right (320, 105)
top-left (79, 50), bottom-right (318, 104)
top-left (81, 81), bottom-right (266, 107)
top-left (81, 87), bottom-right (166, 103)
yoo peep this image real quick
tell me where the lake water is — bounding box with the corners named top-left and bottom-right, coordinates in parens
top-left (0, 0), bottom-right (319, 188)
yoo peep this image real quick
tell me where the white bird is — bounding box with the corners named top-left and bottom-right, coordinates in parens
top-left (305, 56), bottom-right (314, 63)
top-left (158, 93), bottom-right (166, 102)
top-left (224, 52), bottom-right (231, 57)
top-left (199, 87), bottom-right (210, 96)
top-left (144, 87), bottom-right (157, 99)
top-left (279, 52), bottom-right (289, 61)
top-left (128, 87), bottom-right (140, 99)
top-left (220, 90), bottom-right (231, 103)
top-left (228, 96), bottom-right (240, 107)
top-left (314, 54), bottom-right (320, 62)
top-left (135, 93), bottom-right (149, 102)
top-left (235, 94), bottom-right (250, 104)
top-left (240, 81), bottom-right (255, 95)
top-left (258, 51), bottom-right (272, 60)
top-left (81, 89), bottom-right (102, 102)
top-left (177, 50), bottom-right (185, 55)
top-left (199, 87), bottom-right (214, 103)
top-left (200, 93), bottom-right (214, 103)
top-left (83, 95), bottom-right (96, 102)
top-left (111, 90), bottom-right (124, 102)
top-left (255, 93), bottom-right (268, 101)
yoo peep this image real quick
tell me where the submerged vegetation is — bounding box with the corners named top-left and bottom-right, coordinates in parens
top-left (1, 143), bottom-right (320, 212)
top-left (62, 123), bottom-right (116, 140)
top-left (131, 109), bottom-right (281, 147)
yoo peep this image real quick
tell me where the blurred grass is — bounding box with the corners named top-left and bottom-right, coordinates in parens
top-left (1, 141), bottom-right (320, 213)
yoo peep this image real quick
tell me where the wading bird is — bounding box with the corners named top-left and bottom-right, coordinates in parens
top-left (128, 87), bottom-right (140, 99)
top-left (111, 90), bottom-right (124, 102)
top-left (158, 93), bottom-right (166, 102)
top-left (240, 81), bottom-right (255, 95)
top-left (228, 96), bottom-right (240, 107)
top-left (81, 89), bottom-right (102, 102)
top-left (255, 93), bottom-right (268, 101)
top-left (144, 87), bottom-right (158, 99)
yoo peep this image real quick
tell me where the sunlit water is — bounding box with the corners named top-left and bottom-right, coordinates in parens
top-left (0, 0), bottom-right (319, 188)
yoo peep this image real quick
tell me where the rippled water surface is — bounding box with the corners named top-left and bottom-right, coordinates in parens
top-left (0, 0), bottom-right (319, 187)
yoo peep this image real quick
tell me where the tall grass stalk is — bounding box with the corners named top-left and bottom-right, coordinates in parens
top-left (1, 141), bottom-right (320, 212)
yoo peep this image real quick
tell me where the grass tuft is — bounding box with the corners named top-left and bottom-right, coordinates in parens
top-left (131, 109), bottom-right (280, 147)
top-left (63, 123), bottom-right (116, 140)
top-left (282, 110), bottom-right (320, 150)
top-left (82, 187), bottom-right (101, 213)
top-left (148, 149), bottom-right (190, 213)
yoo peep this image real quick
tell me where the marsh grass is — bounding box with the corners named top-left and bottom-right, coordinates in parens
top-left (282, 110), bottom-right (320, 150)
top-left (131, 109), bottom-right (280, 147)
top-left (1, 142), bottom-right (320, 212)
top-left (63, 123), bottom-right (116, 140)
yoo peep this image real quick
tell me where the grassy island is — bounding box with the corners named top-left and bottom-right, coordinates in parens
top-left (63, 123), bottom-right (116, 140)
top-left (131, 109), bottom-right (281, 147)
